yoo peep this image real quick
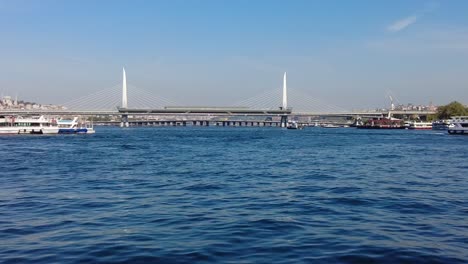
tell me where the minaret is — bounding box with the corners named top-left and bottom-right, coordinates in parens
top-left (122, 68), bottom-right (128, 108)
top-left (282, 72), bottom-right (287, 109)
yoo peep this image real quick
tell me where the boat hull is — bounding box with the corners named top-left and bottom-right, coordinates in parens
top-left (448, 129), bottom-right (468, 135)
top-left (356, 126), bottom-right (405, 129)
top-left (58, 128), bottom-right (95, 134)
top-left (0, 128), bottom-right (22, 134)
top-left (0, 127), bottom-right (59, 134)
top-left (432, 125), bottom-right (449, 130)
top-left (42, 127), bottom-right (60, 134)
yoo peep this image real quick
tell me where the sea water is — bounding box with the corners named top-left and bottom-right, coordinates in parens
top-left (0, 127), bottom-right (467, 263)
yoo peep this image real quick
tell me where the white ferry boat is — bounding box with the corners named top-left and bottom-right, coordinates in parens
top-left (57, 117), bottom-right (95, 134)
top-left (408, 121), bottom-right (433, 130)
top-left (0, 116), bottom-right (59, 134)
top-left (447, 116), bottom-right (468, 135)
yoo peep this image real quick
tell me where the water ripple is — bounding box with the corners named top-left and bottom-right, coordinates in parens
top-left (0, 127), bottom-right (467, 263)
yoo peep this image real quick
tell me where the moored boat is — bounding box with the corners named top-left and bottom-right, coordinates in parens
top-left (57, 117), bottom-right (95, 134)
top-left (432, 120), bottom-right (450, 130)
top-left (408, 121), bottom-right (433, 130)
top-left (321, 123), bottom-right (340, 128)
top-left (447, 116), bottom-right (468, 135)
top-left (287, 121), bottom-right (304, 129)
top-left (0, 116), bottom-right (59, 134)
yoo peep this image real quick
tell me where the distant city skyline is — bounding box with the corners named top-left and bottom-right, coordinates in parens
top-left (1, 0), bottom-right (468, 109)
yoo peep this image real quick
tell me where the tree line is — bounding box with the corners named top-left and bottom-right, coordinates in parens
top-left (436, 101), bottom-right (468, 119)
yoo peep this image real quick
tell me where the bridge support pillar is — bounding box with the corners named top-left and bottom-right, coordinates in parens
top-left (120, 114), bottom-right (129, 128)
top-left (280, 115), bottom-right (288, 128)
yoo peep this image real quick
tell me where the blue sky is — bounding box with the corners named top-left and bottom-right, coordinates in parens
top-left (1, 0), bottom-right (468, 109)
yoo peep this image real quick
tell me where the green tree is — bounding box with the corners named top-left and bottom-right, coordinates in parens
top-left (437, 101), bottom-right (468, 119)
top-left (426, 114), bottom-right (437, 122)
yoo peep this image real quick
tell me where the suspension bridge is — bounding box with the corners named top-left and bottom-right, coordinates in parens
top-left (0, 69), bottom-right (435, 127)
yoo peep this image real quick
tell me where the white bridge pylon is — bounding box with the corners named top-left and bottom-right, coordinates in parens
top-left (120, 67), bottom-right (128, 127)
top-left (279, 72), bottom-right (288, 127)
top-left (282, 72), bottom-right (287, 110)
top-left (122, 68), bottom-right (128, 109)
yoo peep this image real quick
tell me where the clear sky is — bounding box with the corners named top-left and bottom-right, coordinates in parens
top-left (1, 0), bottom-right (468, 109)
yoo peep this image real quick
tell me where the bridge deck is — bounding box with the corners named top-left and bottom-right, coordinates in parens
top-left (118, 107), bottom-right (292, 115)
top-left (0, 109), bottom-right (435, 116)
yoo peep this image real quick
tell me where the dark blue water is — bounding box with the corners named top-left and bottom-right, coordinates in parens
top-left (1, 127), bottom-right (467, 263)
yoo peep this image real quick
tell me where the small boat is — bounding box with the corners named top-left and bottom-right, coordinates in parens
top-left (287, 121), bottom-right (304, 129)
top-left (404, 121), bottom-right (412, 129)
top-left (447, 117), bottom-right (468, 135)
top-left (57, 117), bottom-right (95, 134)
top-left (351, 119), bottom-right (363, 127)
top-left (0, 115), bottom-right (59, 134)
top-left (432, 120), bottom-right (450, 130)
top-left (408, 121), bottom-right (433, 130)
top-left (321, 124), bottom-right (340, 128)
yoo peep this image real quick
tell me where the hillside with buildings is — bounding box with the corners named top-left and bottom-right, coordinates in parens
top-left (0, 95), bottom-right (65, 110)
